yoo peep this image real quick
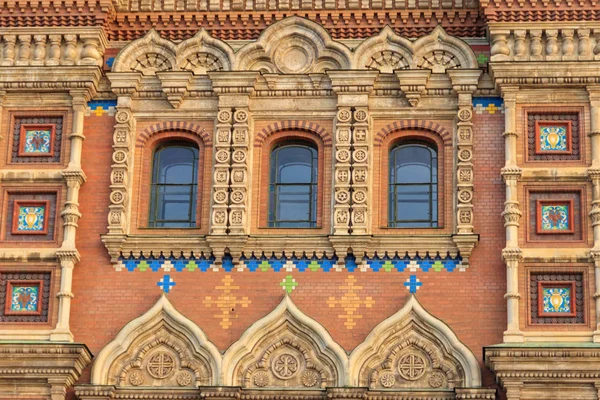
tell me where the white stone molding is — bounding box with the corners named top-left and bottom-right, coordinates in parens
top-left (222, 295), bottom-right (348, 387)
top-left (234, 16), bottom-right (352, 73)
top-left (91, 294), bottom-right (221, 386)
top-left (112, 29), bottom-right (234, 75)
top-left (349, 295), bottom-right (481, 389)
top-left (412, 26), bottom-right (479, 72)
top-left (353, 26), bottom-right (412, 72)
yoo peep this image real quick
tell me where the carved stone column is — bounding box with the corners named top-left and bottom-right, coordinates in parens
top-left (104, 73), bottom-right (141, 240)
top-left (333, 106), bottom-right (352, 235)
top-left (51, 90), bottom-right (89, 342)
top-left (351, 107), bottom-right (369, 234)
top-left (211, 107), bottom-right (233, 235)
top-left (229, 107), bottom-right (250, 235)
top-left (588, 86), bottom-right (600, 342)
top-left (500, 86), bottom-right (524, 343)
top-left (1, 35), bottom-right (16, 66)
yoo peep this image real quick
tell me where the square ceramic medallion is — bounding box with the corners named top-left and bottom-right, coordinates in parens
top-left (18, 124), bottom-right (55, 156)
top-left (4, 280), bottom-right (43, 316)
top-left (536, 200), bottom-right (574, 234)
top-left (11, 200), bottom-right (50, 235)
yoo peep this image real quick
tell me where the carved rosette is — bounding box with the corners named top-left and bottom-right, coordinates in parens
top-left (351, 108), bottom-right (369, 234)
top-left (229, 108), bottom-right (250, 234)
top-left (456, 96), bottom-right (474, 234)
top-left (211, 108), bottom-right (233, 234)
top-left (333, 107), bottom-right (352, 234)
top-left (107, 102), bottom-right (135, 234)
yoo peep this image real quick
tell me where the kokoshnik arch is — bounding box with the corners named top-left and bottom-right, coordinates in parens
top-left (0, 1), bottom-right (599, 399)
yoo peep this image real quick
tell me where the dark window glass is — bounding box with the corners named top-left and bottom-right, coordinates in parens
top-left (149, 143), bottom-right (199, 228)
top-left (269, 143), bottom-right (318, 228)
top-left (389, 143), bottom-right (438, 228)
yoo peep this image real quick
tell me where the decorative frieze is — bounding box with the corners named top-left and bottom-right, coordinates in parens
top-left (229, 108), bottom-right (250, 235)
top-left (490, 28), bottom-right (600, 62)
top-left (351, 108), bottom-right (369, 235)
top-left (333, 107), bottom-right (352, 235)
top-left (211, 108), bottom-right (233, 235)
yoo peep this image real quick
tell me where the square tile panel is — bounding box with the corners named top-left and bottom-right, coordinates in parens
top-left (0, 272), bottom-right (51, 322)
top-left (536, 122), bottom-right (571, 153)
top-left (19, 125), bottom-right (54, 156)
top-left (530, 272), bottom-right (584, 324)
top-left (536, 200), bottom-right (574, 234)
top-left (5, 281), bottom-right (43, 315)
top-left (11, 116), bottom-right (63, 163)
top-left (539, 282), bottom-right (576, 317)
top-left (11, 200), bottom-right (50, 235)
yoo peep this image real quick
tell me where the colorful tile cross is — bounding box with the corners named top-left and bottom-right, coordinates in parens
top-left (280, 275), bottom-right (298, 294)
top-left (157, 275), bottom-right (176, 293)
top-left (404, 275), bottom-right (423, 293)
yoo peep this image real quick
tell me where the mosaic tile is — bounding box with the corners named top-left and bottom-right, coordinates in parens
top-left (157, 275), bottom-right (176, 293)
top-left (280, 275), bottom-right (298, 294)
top-left (203, 275), bottom-right (250, 329)
top-left (327, 275), bottom-right (375, 329)
top-left (86, 100), bottom-right (117, 117)
top-left (23, 129), bottom-right (52, 154)
top-left (542, 286), bottom-right (571, 314)
top-left (14, 202), bottom-right (48, 234)
top-left (404, 275), bottom-right (422, 293)
top-left (539, 203), bottom-right (571, 232)
top-left (10, 285), bottom-right (39, 313)
top-left (539, 125), bottom-right (568, 152)
top-left (472, 97), bottom-right (504, 115)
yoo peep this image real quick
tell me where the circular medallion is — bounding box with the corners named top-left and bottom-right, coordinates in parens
top-left (271, 353), bottom-right (299, 380)
top-left (115, 110), bottom-right (131, 124)
top-left (379, 372), bottom-right (396, 388)
top-left (301, 370), bottom-right (319, 387)
top-left (397, 353), bottom-right (426, 381)
top-left (217, 110), bottom-right (232, 123)
top-left (128, 370), bottom-right (144, 386)
top-left (253, 371), bottom-right (270, 387)
top-left (428, 371), bottom-right (445, 388)
top-left (146, 351), bottom-right (175, 379)
top-left (234, 110), bottom-right (248, 123)
top-left (337, 109), bottom-right (351, 122)
top-left (354, 109), bottom-right (368, 122)
top-left (176, 370), bottom-right (193, 387)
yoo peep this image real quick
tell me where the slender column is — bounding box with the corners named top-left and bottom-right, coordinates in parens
top-left (51, 91), bottom-right (88, 341)
top-left (456, 91), bottom-right (475, 234)
top-left (351, 107), bottom-right (369, 234)
top-left (229, 108), bottom-right (250, 234)
top-left (587, 86), bottom-right (600, 342)
top-left (333, 107), bottom-right (352, 235)
top-left (500, 86), bottom-right (524, 342)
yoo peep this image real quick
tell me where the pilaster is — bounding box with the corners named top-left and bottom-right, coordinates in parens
top-left (588, 86), bottom-right (600, 342)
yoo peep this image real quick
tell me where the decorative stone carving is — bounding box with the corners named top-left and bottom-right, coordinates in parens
top-left (112, 28), bottom-right (234, 75)
top-left (229, 108), bottom-right (250, 234)
top-left (223, 295), bottom-right (347, 388)
top-left (234, 16), bottom-right (351, 73)
top-left (349, 296), bottom-right (481, 388)
top-left (333, 107), bottom-right (353, 235)
top-left (211, 108), bottom-right (233, 234)
top-left (351, 108), bottom-right (370, 234)
top-left (91, 294), bottom-right (221, 387)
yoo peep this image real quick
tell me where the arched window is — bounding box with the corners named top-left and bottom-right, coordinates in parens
top-left (269, 143), bottom-right (318, 228)
top-left (389, 143), bottom-right (438, 228)
top-left (149, 142), bottom-right (199, 228)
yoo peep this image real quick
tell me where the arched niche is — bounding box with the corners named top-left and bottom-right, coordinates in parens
top-left (222, 294), bottom-right (348, 388)
top-left (349, 295), bottom-right (481, 389)
top-left (91, 294), bottom-right (222, 388)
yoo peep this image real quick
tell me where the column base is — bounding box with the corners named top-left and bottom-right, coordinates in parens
top-left (49, 329), bottom-right (75, 342)
top-left (503, 330), bottom-right (524, 343)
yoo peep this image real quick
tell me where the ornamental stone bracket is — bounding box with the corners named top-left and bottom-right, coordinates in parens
top-left (485, 345), bottom-right (600, 400)
top-left (0, 341), bottom-right (92, 400)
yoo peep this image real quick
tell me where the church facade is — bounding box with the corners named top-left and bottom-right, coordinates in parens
top-left (0, 0), bottom-right (599, 398)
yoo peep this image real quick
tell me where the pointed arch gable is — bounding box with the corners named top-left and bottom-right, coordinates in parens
top-left (222, 295), bottom-right (348, 388)
top-left (91, 294), bottom-right (221, 386)
top-left (112, 29), bottom-right (178, 75)
top-left (349, 295), bottom-right (481, 389)
top-left (235, 16), bottom-right (352, 73)
top-left (353, 26), bottom-right (413, 72)
top-left (412, 26), bottom-right (478, 72)
top-left (375, 120), bottom-right (452, 146)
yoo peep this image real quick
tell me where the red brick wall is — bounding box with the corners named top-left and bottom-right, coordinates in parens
top-left (69, 111), bottom-right (506, 395)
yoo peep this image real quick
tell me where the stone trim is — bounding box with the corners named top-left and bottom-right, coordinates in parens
top-left (254, 121), bottom-right (332, 148)
top-left (137, 121), bottom-right (212, 147)
top-left (374, 121), bottom-right (452, 146)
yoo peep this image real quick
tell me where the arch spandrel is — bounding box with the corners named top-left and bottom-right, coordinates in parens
top-left (91, 294), bottom-right (222, 387)
top-left (349, 295), bottom-right (481, 389)
top-left (222, 294), bottom-right (348, 388)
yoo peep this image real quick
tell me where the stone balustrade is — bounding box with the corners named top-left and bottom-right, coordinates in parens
top-left (490, 28), bottom-right (600, 62)
top-left (0, 28), bottom-right (106, 67)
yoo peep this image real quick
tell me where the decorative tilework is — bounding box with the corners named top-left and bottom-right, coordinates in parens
top-left (473, 97), bottom-right (504, 115)
top-left (0, 272), bottom-right (51, 323)
top-left (157, 275), bottom-right (176, 293)
top-left (527, 112), bottom-right (580, 161)
top-left (530, 272), bottom-right (584, 324)
top-left (280, 275), bottom-right (298, 294)
top-left (537, 123), bottom-right (570, 153)
top-left (203, 275), bottom-right (251, 329)
top-left (6, 281), bottom-right (41, 315)
top-left (12, 116), bottom-right (63, 163)
top-left (86, 100), bottom-right (117, 117)
top-left (20, 126), bottom-right (54, 156)
top-left (541, 283), bottom-right (575, 316)
top-left (114, 251), bottom-right (464, 273)
top-left (404, 275), bottom-right (422, 293)
top-left (536, 200), bottom-right (574, 234)
top-left (11, 200), bottom-right (50, 235)
top-left (327, 275), bottom-right (375, 329)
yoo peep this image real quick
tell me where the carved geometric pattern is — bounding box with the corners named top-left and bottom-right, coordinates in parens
top-left (417, 50), bottom-right (461, 73)
top-left (527, 112), bottom-right (580, 161)
top-left (131, 52), bottom-right (173, 74)
top-left (0, 272), bottom-right (51, 323)
top-left (11, 116), bottom-right (63, 163)
top-left (530, 272), bottom-right (585, 324)
top-left (365, 50), bottom-right (409, 73)
top-left (326, 275), bottom-right (375, 329)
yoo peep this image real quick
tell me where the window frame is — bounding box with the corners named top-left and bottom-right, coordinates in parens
top-left (148, 141), bottom-right (200, 228)
top-left (387, 141), bottom-right (439, 228)
top-left (268, 141), bottom-right (319, 228)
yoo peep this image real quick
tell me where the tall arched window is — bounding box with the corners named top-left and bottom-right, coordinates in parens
top-left (149, 142), bottom-right (199, 228)
top-left (269, 143), bottom-right (318, 228)
top-left (389, 143), bottom-right (438, 228)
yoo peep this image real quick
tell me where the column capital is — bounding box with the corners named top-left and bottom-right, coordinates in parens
top-left (500, 85), bottom-right (519, 102)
